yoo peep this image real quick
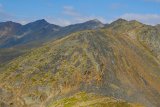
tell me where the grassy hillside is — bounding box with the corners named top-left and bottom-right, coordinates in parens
top-left (0, 28), bottom-right (160, 107)
top-left (48, 92), bottom-right (143, 107)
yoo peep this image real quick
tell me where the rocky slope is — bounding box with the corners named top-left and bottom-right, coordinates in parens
top-left (106, 19), bottom-right (160, 61)
top-left (0, 26), bottom-right (160, 107)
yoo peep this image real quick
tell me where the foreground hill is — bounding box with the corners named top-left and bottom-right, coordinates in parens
top-left (0, 26), bottom-right (160, 107)
top-left (48, 92), bottom-right (143, 107)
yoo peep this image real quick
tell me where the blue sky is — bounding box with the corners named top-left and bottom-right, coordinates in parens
top-left (0, 0), bottom-right (160, 26)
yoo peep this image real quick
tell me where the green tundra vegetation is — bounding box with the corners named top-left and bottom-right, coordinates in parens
top-left (48, 92), bottom-right (143, 107)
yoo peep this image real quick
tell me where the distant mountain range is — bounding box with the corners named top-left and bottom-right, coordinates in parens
top-left (0, 18), bottom-right (160, 107)
top-left (0, 19), bottom-right (104, 48)
top-left (0, 19), bottom-right (105, 64)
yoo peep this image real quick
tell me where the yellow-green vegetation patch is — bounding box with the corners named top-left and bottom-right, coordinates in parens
top-left (48, 92), bottom-right (144, 107)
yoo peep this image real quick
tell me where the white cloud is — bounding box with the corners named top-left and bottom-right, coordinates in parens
top-left (63, 6), bottom-right (80, 17)
top-left (15, 19), bottom-right (32, 25)
top-left (45, 17), bottom-right (72, 26)
top-left (120, 13), bottom-right (160, 25)
top-left (44, 16), bottom-right (106, 26)
top-left (59, 6), bottom-right (107, 26)
top-left (74, 16), bottom-right (106, 23)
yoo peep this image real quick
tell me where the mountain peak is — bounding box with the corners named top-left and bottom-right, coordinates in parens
top-left (83, 19), bottom-right (104, 29)
top-left (113, 18), bottom-right (128, 24)
top-left (86, 19), bottom-right (103, 24)
top-left (0, 21), bottom-right (22, 27)
top-left (112, 19), bottom-right (143, 26)
top-left (91, 19), bottom-right (101, 23)
top-left (22, 19), bottom-right (50, 30)
top-left (34, 19), bottom-right (48, 24)
top-left (129, 20), bottom-right (143, 25)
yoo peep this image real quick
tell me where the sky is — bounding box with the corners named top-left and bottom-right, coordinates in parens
top-left (0, 0), bottom-right (160, 26)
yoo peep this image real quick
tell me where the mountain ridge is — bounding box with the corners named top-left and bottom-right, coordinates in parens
top-left (0, 19), bottom-right (105, 48)
top-left (0, 18), bottom-right (160, 65)
top-left (0, 28), bottom-right (160, 107)
top-left (0, 19), bottom-right (106, 64)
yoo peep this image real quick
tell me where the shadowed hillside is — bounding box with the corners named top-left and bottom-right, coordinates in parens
top-left (0, 19), bottom-right (104, 48)
top-left (0, 19), bottom-right (104, 65)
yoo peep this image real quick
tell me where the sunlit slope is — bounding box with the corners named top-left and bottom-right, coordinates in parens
top-left (48, 92), bottom-right (143, 107)
top-left (0, 29), bottom-right (160, 107)
top-left (107, 19), bottom-right (160, 61)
